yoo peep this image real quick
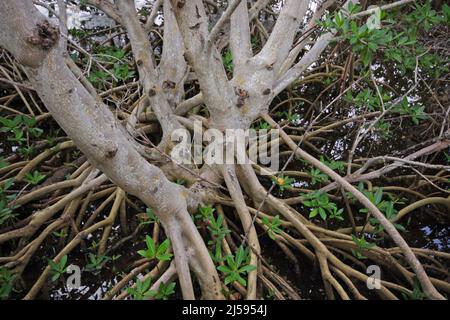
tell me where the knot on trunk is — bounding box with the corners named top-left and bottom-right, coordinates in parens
top-left (27, 20), bottom-right (59, 50)
top-left (162, 80), bottom-right (176, 90)
top-left (175, 0), bottom-right (186, 9)
top-left (105, 146), bottom-right (118, 159)
top-left (235, 87), bottom-right (249, 108)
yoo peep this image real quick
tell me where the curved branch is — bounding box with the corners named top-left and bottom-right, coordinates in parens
top-left (262, 113), bottom-right (445, 300)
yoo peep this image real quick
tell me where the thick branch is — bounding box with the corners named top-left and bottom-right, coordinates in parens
top-left (262, 113), bottom-right (445, 300)
top-left (0, 0), bottom-right (223, 300)
top-left (230, 1), bottom-right (252, 72)
top-left (256, 0), bottom-right (309, 73)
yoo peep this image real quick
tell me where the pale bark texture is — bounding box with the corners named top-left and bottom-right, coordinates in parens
top-left (0, 0), bottom-right (448, 300)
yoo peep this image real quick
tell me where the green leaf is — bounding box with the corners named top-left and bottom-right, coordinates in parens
top-left (222, 50), bottom-right (233, 72)
top-left (156, 239), bottom-right (173, 261)
top-left (156, 239), bottom-right (169, 255)
top-left (22, 116), bottom-right (36, 127)
top-left (239, 264), bottom-right (257, 273)
top-left (319, 207), bottom-right (327, 220)
top-left (47, 259), bottom-right (59, 270)
top-left (374, 188), bottom-right (383, 204)
top-left (51, 273), bottom-right (61, 282)
top-left (226, 254), bottom-right (236, 269)
top-left (60, 255), bottom-right (68, 269)
top-left (235, 246), bottom-right (245, 267)
top-left (236, 274), bottom-right (247, 286)
top-left (137, 250), bottom-right (149, 259)
top-left (351, 249), bottom-right (367, 260)
top-left (394, 223), bottom-right (406, 232)
top-left (0, 157), bottom-right (9, 169)
top-left (24, 171), bottom-right (46, 185)
top-left (141, 277), bottom-right (152, 292)
top-left (224, 275), bottom-right (235, 285)
top-left (126, 287), bottom-right (139, 297)
top-left (217, 265), bottom-right (231, 274)
top-left (145, 235), bottom-right (156, 258)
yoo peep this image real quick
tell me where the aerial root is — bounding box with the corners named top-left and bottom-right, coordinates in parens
top-left (221, 164), bottom-right (260, 299)
top-left (262, 113), bottom-right (446, 300)
top-left (231, 159), bottom-right (450, 300)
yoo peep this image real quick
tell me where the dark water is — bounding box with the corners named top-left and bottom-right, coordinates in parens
top-left (3, 1), bottom-right (449, 300)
